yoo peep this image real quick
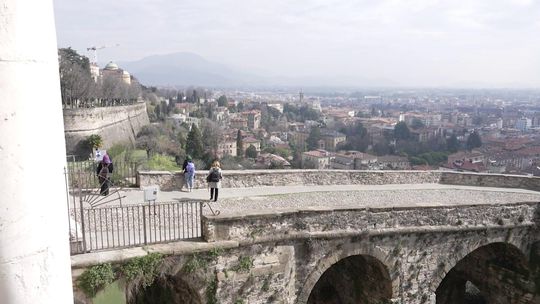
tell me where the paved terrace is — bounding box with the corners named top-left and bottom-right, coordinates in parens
top-left (117, 183), bottom-right (540, 216)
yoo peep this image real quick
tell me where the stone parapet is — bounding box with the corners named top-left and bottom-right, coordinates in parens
top-left (138, 169), bottom-right (540, 192)
top-left (138, 169), bottom-right (444, 191)
top-left (202, 202), bottom-right (539, 243)
top-left (440, 171), bottom-right (540, 192)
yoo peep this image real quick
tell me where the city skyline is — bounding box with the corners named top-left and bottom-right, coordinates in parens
top-left (54, 0), bottom-right (540, 88)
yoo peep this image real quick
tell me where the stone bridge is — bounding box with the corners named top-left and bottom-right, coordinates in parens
top-left (72, 171), bottom-right (540, 304)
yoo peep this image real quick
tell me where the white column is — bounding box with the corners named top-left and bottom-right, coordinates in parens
top-left (0, 0), bottom-right (74, 303)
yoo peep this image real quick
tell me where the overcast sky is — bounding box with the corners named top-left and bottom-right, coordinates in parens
top-left (53, 0), bottom-right (540, 88)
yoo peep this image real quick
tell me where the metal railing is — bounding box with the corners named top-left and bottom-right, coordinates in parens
top-left (67, 160), bottom-right (140, 188)
top-left (70, 200), bottom-right (203, 254)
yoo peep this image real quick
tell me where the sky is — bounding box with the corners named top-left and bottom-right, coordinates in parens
top-left (53, 0), bottom-right (540, 88)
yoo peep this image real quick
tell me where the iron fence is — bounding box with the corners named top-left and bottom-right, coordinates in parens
top-left (67, 160), bottom-right (140, 188)
top-left (70, 200), bottom-right (203, 254)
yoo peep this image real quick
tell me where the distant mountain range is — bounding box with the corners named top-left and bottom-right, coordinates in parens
top-left (119, 52), bottom-right (397, 88)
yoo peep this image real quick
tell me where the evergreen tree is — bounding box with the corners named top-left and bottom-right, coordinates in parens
top-left (306, 126), bottom-right (322, 150)
top-left (236, 130), bottom-right (244, 158)
top-left (217, 95), bottom-right (228, 107)
top-left (245, 145), bottom-right (258, 158)
top-left (446, 134), bottom-right (459, 153)
top-left (186, 124), bottom-right (204, 158)
top-left (394, 122), bottom-right (410, 140)
top-left (466, 131), bottom-right (482, 150)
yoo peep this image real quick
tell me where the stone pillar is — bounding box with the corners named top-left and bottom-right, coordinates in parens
top-left (0, 0), bottom-right (74, 303)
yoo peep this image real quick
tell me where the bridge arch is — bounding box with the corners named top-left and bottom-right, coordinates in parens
top-left (434, 241), bottom-right (534, 304)
top-left (297, 245), bottom-right (398, 304)
top-left (430, 234), bottom-right (531, 292)
top-left (130, 274), bottom-right (202, 304)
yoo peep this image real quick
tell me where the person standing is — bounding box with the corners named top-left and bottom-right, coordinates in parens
top-left (96, 153), bottom-right (113, 175)
top-left (207, 160), bottom-right (222, 202)
top-left (98, 163), bottom-right (110, 196)
top-left (184, 157), bottom-right (196, 192)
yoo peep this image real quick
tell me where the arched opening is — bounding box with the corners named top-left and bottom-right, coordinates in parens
top-left (307, 255), bottom-right (392, 304)
top-left (436, 242), bottom-right (534, 304)
top-left (130, 275), bottom-right (201, 304)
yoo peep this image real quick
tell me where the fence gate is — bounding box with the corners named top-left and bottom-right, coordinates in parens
top-left (65, 159), bottom-right (204, 254)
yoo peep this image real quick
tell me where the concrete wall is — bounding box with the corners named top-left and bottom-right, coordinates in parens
top-left (63, 103), bottom-right (149, 155)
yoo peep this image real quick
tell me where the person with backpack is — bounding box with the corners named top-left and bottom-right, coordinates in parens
top-left (98, 163), bottom-right (110, 196)
top-left (184, 156), bottom-right (195, 192)
top-left (206, 160), bottom-right (222, 202)
top-left (96, 153), bottom-right (113, 176)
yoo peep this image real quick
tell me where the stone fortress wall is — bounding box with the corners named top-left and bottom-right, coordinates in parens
top-left (63, 103), bottom-right (149, 155)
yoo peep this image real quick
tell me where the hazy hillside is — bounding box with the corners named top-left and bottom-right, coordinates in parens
top-left (120, 52), bottom-right (396, 88)
top-left (119, 52), bottom-right (263, 87)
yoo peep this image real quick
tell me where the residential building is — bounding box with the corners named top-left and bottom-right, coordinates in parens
top-left (330, 151), bottom-right (378, 170)
top-left (515, 118), bottom-right (532, 131)
top-left (302, 150), bottom-right (332, 169)
top-left (321, 130), bottom-right (346, 151)
top-left (377, 155), bottom-right (410, 170)
top-left (217, 140), bottom-right (237, 158)
top-left (242, 110), bottom-right (261, 129)
top-left (243, 137), bottom-right (261, 153)
top-left (230, 117), bottom-right (248, 130)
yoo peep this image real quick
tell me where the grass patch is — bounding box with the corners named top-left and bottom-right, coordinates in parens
top-left (144, 154), bottom-right (182, 171)
top-left (232, 256), bottom-right (253, 273)
top-left (183, 254), bottom-right (209, 273)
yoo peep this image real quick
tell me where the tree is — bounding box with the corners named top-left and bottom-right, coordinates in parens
top-left (245, 145), bottom-right (258, 158)
top-left (136, 125), bottom-right (160, 158)
top-left (236, 130), bottom-right (244, 158)
top-left (186, 124), bottom-right (204, 158)
top-left (306, 126), bottom-right (321, 150)
top-left (201, 119), bottom-right (222, 156)
top-left (466, 131), bottom-right (482, 150)
top-left (372, 140), bottom-right (390, 156)
top-left (411, 118), bottom-right (425, 130)
top-left (58, 48), bottom-right (94, 107)
top-left (394, 122), bottom-right (410, 140)
top-left (217, 95), bottom-right (228, 107)
top-left (86, 134), bottom-right (103, 150)
top-left (446, 134), bottom-right (459, 153)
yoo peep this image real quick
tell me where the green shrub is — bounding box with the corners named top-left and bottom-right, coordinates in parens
top-left (77, 263), bottom-right (115, 297)
top-left (145, 154), bottom-right (181, 171)
top-left (183, 254), bottom-right (208, 273)
top-left (232, 256), bottom-right (253, 273)
top-left (121, 253), bottom-right (163, 288)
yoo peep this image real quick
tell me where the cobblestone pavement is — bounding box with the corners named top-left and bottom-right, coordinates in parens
top-left (102, 184), bottom-right (540, 216)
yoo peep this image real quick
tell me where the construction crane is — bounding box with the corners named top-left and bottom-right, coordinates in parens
top-left (86, 44), bottom-right (119, 64)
